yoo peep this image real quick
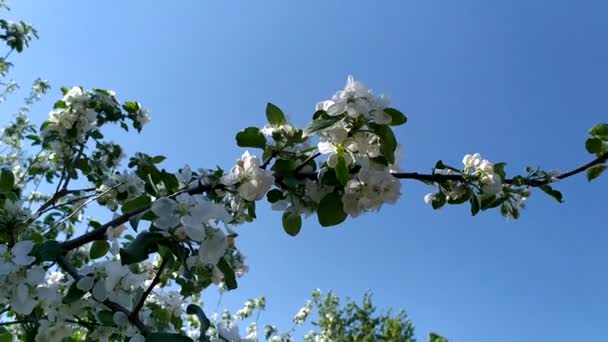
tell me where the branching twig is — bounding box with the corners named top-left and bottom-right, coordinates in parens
top-left (391, 153), bottom-right (608, 187)
top-left (49, 183), bottom-right (122, 230)
top-left (130, 257), bottom-right (168, 319)
top-left (61, 183), bottom-right (214, 251)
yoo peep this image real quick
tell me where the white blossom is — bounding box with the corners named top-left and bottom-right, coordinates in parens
top-left (221, 151), bottom-right (274, 201)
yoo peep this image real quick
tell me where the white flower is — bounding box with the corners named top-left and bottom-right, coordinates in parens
top-left (480, 173), bottom-right (503, 195)
top-left (106, 214), bottom-right (127, 255)
top-left (198, 229), bottom-right (228, 266)
top-left (135, 107), bottom-right (151, 126)
top-left (462, 153), bottom-right (482, 169)
top-left (11, 240), bottom-right (36, 266)
top-left (342, 165), bottom-right (401, 217)
top-left (26, 266), bottom-right (46, 285)
top-left (177, 164), bottom-right (193, 185)
top-left (317, 127), bottom-right (354, 168)
top-left (424, 193), bottom-right (436, 204)
top-left (316, 75), bottom-right (390, 123)
top-left (215, 320), bottom-right (256, 342)
top-left (151, 197), bottom-right (181, 229)
top-left (11, 283), bottom-right (36, 315)
top-left (221, 151), bottom-right (274, 201)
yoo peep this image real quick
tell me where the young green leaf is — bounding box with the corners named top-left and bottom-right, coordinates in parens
top-left (384, 108), bottom-right (407, 126)
top-left (589, 123), bottom-right (608, 140)
top-left (0, 168), bottom-right (14, 193)
top-left (266, 102), bottom-right (286, 127)
top-left (90, 240), bottom-right (110, 259)
top-left (217, 257), bottom-right (238, 290)
top-left (282, 210), bottom-right (302, 236)
top-left (585, 138), bottom-right (603, 154)
top-left (334, 151), bottom-right (350, 186)
top-left (587, 164), bottom-right (607, 181)
top-left (122, 195), bottom-right (151, 215)
top-left (235, 127), bottom-right (267, 149)
top-left (303, 116), bottom-right (342, 137)
top-left (317, 192), bottom-right (348, 227)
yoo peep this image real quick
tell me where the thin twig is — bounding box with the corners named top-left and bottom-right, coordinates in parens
top-left (49, 183), bottom-right (122, 230)
top-left (391, 153), bottom-right (608, 187)
top-left (0, 319), bottom-right (32, 326)
top-left (61, 183), bottom-right (215, 251)
top-left (130, 258), bottom-right (168, 319)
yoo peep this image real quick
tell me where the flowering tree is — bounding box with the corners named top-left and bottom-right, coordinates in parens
top-left (0, 3), bottom-right (607, 342)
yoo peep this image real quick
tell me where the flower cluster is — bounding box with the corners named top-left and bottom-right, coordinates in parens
top-left (40, 87), bottom-right (98, 159)
top-left (221, 151), bottom-right (275, 202)
top-left (462, 153), bottom-right (503, 195)
top-left (316, 75), bottom-right (391, 124)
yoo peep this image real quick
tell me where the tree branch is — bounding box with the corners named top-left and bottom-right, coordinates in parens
top-left (61, 183), bottom-right (214, 251)
top-left (392, 153), bottom-right (608, 187)
top-left (130, 257), bottom-right (168, 319)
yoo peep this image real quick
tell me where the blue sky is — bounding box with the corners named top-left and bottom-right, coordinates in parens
top-left (5, 0), bottom-right (608, 340)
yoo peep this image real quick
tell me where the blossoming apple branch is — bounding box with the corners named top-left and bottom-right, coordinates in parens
top-left (0, 72), bottom-right (606, 341)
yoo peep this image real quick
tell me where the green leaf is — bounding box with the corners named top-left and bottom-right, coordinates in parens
top-left (53, 100), bottom-right (67, 109)
top-left (431, 192), bottom-right (446, 209)
top-left (470, 195), bottom-right (480, 216)
top-left (122, 195), bottom-right (151, 215)
top-left (266, 102), bottom-right (286, 127)
top-left (493, 162), bottom-right (507, 179)
top-left (0, 168), bottom-right (15, 193)
top-left (90, 240), bottom-right (110, 259)
top-left (32, 240), bottom-right (61, 262)
top-left (266, 189), bottom-right (284, 203)
top-left (0, 328), bottom-right (12, 342)
top-left (370, 124), bottom-right (397, 164)
top-left (122, 101), bottom-right (140, 114)
top-left (186, 304), bottom-right (211, 338)
top-left (271, 159), bottom-right (296, 174)
top-left (539, 185), bottom-right (563, 203)
top-left (585, 138), bottom-right (603, 154)
top-left (317, 192), bottom-right (347, 227)
top-left (89, 130), bottom-right (103, 140)
top-left (429, 332), bottom-right (448, 342)
top-left (151, 155), bottom-right (166, 164)
top-left (312, 109), bottom-right (330, 120)
top-left (384, 108), bottom-right (407, 126)
top-left (97, 310), bottom-right (114, 326)
top-left (119, 232), bottom-right (164, 265)
top-left (282, 210), bottom-right (302, 236)
top-left (303, 116), bottom-right (342, 137)
top-left (589, 123), bottom-right (608, 140)
top-left (63, 282), bottom-right (87, 304)
top-left (334, 151), bottom-right (349, 186)
top-left (587, 164), bottom-right (607, 181)
top-left (235, 127), bottom-right (267, 149)
top-left (217, 257), bottom-right (238, 290)
top-left (146, 333), bottom-right (193, 342)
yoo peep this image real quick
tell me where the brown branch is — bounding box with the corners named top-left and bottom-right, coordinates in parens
top-left (56, 255), bottom-right (151, 336)
top-left (392, 153), bottom-right (608, 187)
top-left (130, 257), bottom-right (168, 319)
top-left (61, 183), bottom-right (214, 251)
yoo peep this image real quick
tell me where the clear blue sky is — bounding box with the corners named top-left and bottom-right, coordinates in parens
top-left (5, 1), bottom-right (608, 340)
